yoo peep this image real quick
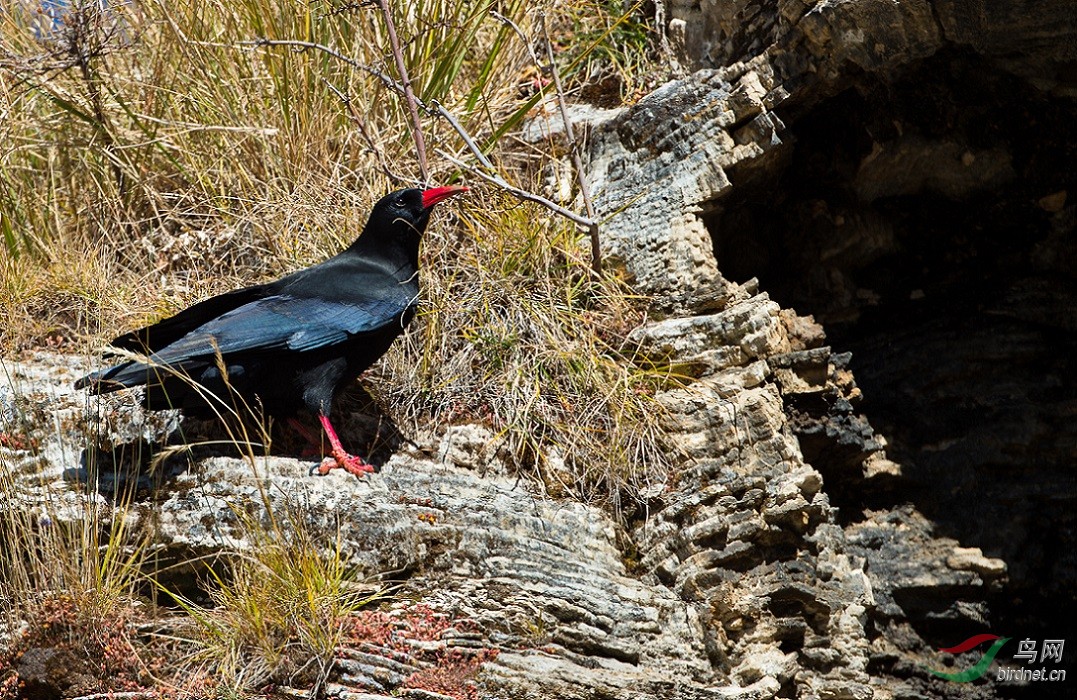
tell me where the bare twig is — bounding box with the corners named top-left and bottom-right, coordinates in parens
top-left (244, 38), bottom-right (600, 240)
top-left (542, 17), bottom-right (601, 275)
top-left (437, 150), bottom-right (594, 228)
top-left (239, 38), bottom-right (420, 110)
top-left (320, 77), bottom-right (407, 184)
top-left (244, 18), bottom-right (430, 183)
top-left (490, 11), bottom-right (542, 67)
top-left (375, 0), bottom-right (429, 183)
top-left (431, 100), bottom-right (495, 171)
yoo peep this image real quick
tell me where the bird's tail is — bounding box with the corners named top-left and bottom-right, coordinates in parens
top-left (75, 360), bottom-right (155, 394)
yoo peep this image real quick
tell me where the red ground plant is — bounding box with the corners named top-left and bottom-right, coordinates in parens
top-left (0, 594), bottom-right (154, 700)
top-left (346, 603), bottom-right (499, 700)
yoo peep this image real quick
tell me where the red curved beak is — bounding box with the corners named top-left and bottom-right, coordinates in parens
top-left (422, 185), bottom-right (468, 209)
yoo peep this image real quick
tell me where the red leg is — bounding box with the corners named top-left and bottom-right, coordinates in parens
top-left (288, 417), bottom-right (320, 445)
top-left (314, 414), bottom-right (375, 477)
top-left (287, 417), bottom-right (324, 457)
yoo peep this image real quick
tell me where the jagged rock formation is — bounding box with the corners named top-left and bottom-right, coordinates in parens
top-left (581, 0), bottom-right (1076, 698)
top-left (0, 355), bottom-right (864, 699)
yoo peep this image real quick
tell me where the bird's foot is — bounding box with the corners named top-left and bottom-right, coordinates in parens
top-left (315, 448), bottom-right (375, 477)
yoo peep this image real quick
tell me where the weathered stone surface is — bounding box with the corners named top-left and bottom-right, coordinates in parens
top-left (934, 0), bottom-right (1077, 93)
top-left (1, 317), bottom-right (1004, 700)
top-left (585, 59), bottom-right (785, 312)
top-left (671, 0), bottom-right (1077, 95)
top-left (152, 451), bottom-right (715, 679)
top-left (628, 293), bottom-right (788, 373)
top-left (628, 307), bottom-right (882, 699)
top-left (570, 3), bottom-right (1075, 696)
top-left (0, 355), bottom-right (731, 699)
top-left (853, 137), bottom-right (1015, 202)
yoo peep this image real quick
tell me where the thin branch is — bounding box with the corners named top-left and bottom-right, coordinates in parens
top-left (244, 37), bottom-right (599, 236)
top-left (375, 0), bottom-right (429, 183)
top-left (431, 99), bottom-right (495, 171)
top-left (542, 17), bottom-right (601, 275)
top-left (490, 11), bottom-right (542, 67)
top-left (437, 150), bottom-right (594, 228)
top-left (320, 77), bottom-right (406, 184)
top-left (238, 38), bottom-right (425, 111)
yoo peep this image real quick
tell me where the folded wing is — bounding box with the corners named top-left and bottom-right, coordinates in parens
top-left (77, 293), bottom-right (413, 390)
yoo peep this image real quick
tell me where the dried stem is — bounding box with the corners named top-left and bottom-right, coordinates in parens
top-left (375, 0), bottom-right (429, 183)
top-left (432, 100), bottom-right (496, 171)
top-left (241, 38), bottom-right (410, 98)
top-left (490, 11), bottom-right (542, 67)
top-left (542, 17), bottom-right (601, 275)
top-left (437, 151), bottom-right (594, 228)
top-left (244, 38), bottom-right (599, 241)
top-left (320, 77), bottom-right (407, 184)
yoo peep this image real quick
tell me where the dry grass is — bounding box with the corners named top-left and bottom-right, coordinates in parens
top-left (0, 491), bottom-right (147, 635)
top-left (1, 0), bottom-right (675, 510)
top-left (0, 469), bottom-right (156, 694)
top-left (386, 192), bottom-right (681, 507)
top-left (1, 0), bottom-right (534, 347)
top-left (164, 510), bottom-right (384, 693)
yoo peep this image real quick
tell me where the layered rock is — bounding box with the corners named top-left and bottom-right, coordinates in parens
top-left (579, 0), bottom-right (1074, 697)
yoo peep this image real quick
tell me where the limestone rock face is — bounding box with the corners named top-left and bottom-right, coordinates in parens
top-left (934, 0), bottom-right (1077, 92)
top-left (586, 60), bottom-right (785, 312)
top-left (154, 453), bottom-right (718, 694)
top-left (578, 0), bottom-right (1074, 697)
top-left (0, 355), bottom-right (787, 699)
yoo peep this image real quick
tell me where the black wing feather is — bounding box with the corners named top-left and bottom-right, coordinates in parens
top-left (77, 292), bottom-right (413, 391)
top-left (111, 284), bottom-right (271, 352)
top-left (153, 294), bottom-right (412, 361)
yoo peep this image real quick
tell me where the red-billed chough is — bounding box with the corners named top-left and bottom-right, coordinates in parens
top-left (76, 186), bottom-right (467, 476)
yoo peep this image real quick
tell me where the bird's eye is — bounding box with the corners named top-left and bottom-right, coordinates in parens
top-left (393, 196), bottom-right (406, 208)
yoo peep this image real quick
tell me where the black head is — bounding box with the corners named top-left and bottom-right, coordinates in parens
top-left (354, 186), bottom-right (467, 261)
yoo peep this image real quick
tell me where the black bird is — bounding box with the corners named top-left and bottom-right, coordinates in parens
top-left (76, 186), bottom-right (467, 476)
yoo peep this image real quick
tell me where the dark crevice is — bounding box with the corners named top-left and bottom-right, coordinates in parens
top-left (707, 48), bottom-right (1077, 635)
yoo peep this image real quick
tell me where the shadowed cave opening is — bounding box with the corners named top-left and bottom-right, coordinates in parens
top-left (706, 50), bottom-right (1076, 637)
